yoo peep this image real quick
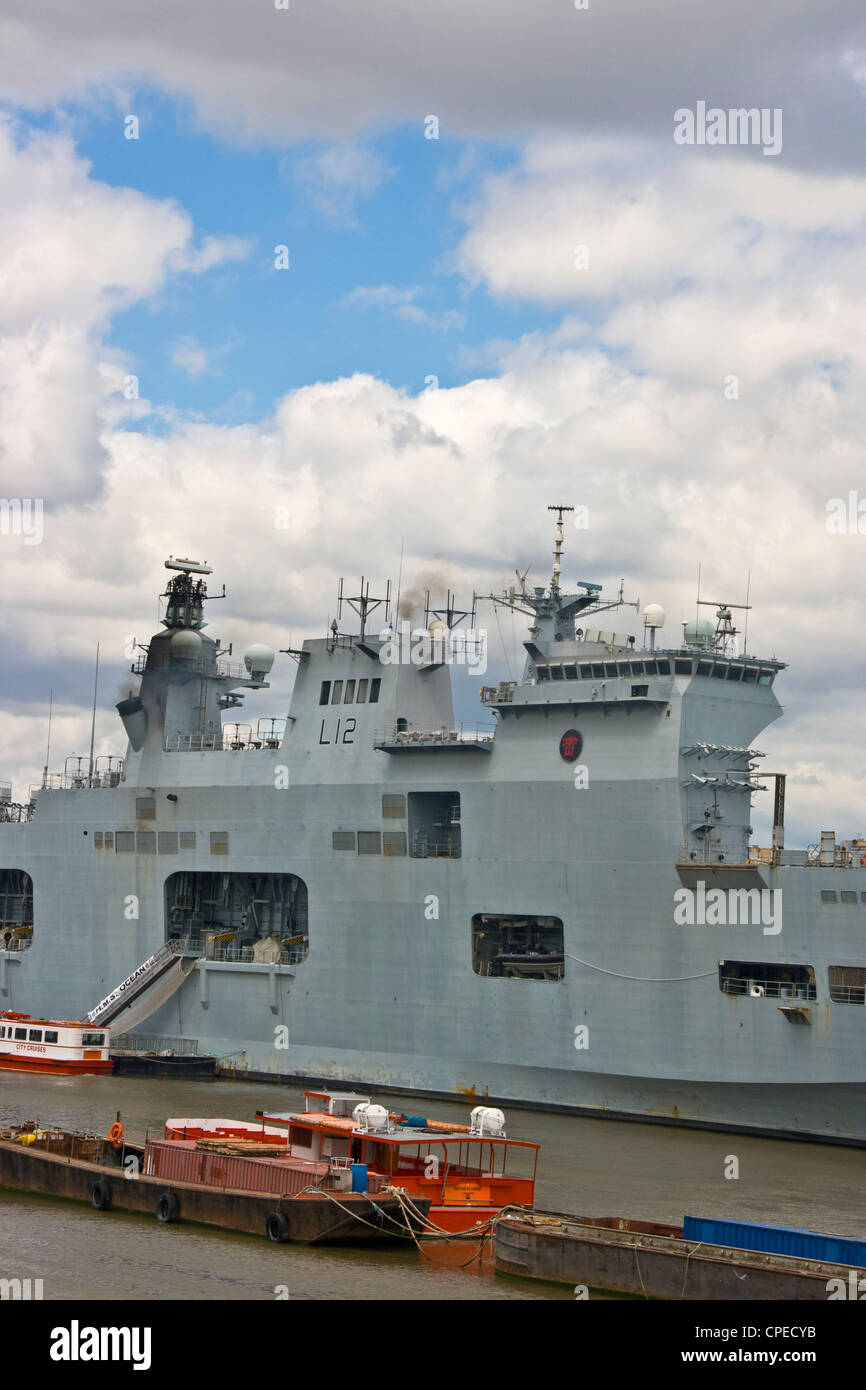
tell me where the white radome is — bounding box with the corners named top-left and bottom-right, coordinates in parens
top-left (642, 603), bottom-right (666, 629)
top-left (243, 644), bottom-right (275, 678)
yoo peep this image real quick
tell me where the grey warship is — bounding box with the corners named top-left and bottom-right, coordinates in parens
top-left (2, 513), bottom-right (864, 1144)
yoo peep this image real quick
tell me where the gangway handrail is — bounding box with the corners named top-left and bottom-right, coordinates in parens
top-left (86, 941), bottom-right (185, 1024)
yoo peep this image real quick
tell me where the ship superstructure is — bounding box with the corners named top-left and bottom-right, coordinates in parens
top-left (2, 525), bottom-right (865, 1143)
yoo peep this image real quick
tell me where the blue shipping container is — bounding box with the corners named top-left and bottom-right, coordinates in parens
top-left (683, 1215), bottom-right (866, 1268)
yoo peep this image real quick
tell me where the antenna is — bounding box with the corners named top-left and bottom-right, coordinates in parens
top-left (337, 577), bottom-right (391, 640)
top-left (742, 571), bottom-right (751, 655)
top-left (547, 504), bottom-right (574, 595)
top-left (88, 643), bottom-right (100, 786)
top-left (42, 689), bottom-right (53, 788)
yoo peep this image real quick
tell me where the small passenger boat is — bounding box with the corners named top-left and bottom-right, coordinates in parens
top-left (0, 1012), bottom-right (112, 1074)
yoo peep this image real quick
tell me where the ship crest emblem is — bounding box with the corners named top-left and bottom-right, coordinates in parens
top-left (559, 729), bottom-right (583, 762)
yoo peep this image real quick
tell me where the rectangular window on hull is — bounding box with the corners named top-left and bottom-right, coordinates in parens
top-left (331, 681), bottom-right (343, 705)
top-left (408, 792), bottom-right (461, 859)
top-left (158, 831), bottom-right (178, 854)
top-left (829, 966), bottom-right (866, 1005)
top-left (319, 681), bottom-right (331, 705)
top-left (44, 1030), bottom-right (58, 1044)
top-left (344, 679), bottom-right (355, 704)
top-left (357, 831), bottom-right (381, 855)
top-left (332, 831), bottom-right (356, 850)
top-left (472, 914), bottom-right (564, 980)
top-left (369, 678), bottom-right (381, 703)
top-left (93, 831), bottom-right (103, 849)
top-left (210, 831), bottom-right (229, 854)
top-left (135, 797), bottom-right (156, 820)
top-left (115, 832), bottom-right (135, 853)
top-left (718, 960), bottom-right (816, 1000)
top-left (631, 684), bottom-right (648, 697)
top-left (356, 678), bottom-right (368, 703)
top-left (179, 831), bottom-right (196, 850)
top-left (382, 794), bottom-right (406, 819)
top-left (13, 1028), bottom-right (26, 1040)
top-left (383, 831), bottom-right (407, 857)
top-left (137, 831), bottom-right (156, 854)
top-left (28, 1029), bottom-right (42, 1042)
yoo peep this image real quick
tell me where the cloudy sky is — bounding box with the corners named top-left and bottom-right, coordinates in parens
top-left (1, 0), bottom-right (865, 843)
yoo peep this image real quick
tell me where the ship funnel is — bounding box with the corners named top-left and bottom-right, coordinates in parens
top-left (116, 695), bottom-right (148, 752)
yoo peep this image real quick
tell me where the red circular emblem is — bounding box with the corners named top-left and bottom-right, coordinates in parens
top-left (559, 729), bottom-right (583, 762)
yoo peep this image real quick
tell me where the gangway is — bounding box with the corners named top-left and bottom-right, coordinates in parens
top-left (86, 941), bottom-right (200, 1027)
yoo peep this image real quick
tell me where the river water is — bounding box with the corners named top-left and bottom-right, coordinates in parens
top-left (1, 1072), bottom-right (862, 1301)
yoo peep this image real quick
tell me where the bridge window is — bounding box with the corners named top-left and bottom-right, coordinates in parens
top-left (711, 663), bottom-right (727, 678)
top-left (643, 661), bottom-right (657, 676)
top-left (564, 665), bottom-right (578, 678)
top-left (550, 665), bottom-right (564, 680)
top-left (472, 914), bottom-right (564, 979)
top-left (727, 665), bottom-right (743, 681)
top-left (829, 967), bottom-right (866, 1005)
top-left (674, 659), bottom-right (692, 675)
top-left (758, 670), bottom-right (775, 686)
top-left (696, 661), bottom-right (712, 676)
top-left (656, 660), bottom-right (671, 674)
top-left (319, 681), bottom-right (331, 705)
top-left (537, 665), bottom-right (550, 681)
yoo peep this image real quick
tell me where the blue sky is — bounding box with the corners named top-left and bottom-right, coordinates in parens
top-left (39, 93), bottom-right (566, 424)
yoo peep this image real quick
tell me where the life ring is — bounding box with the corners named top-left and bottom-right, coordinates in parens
top-left (860, 853), bottom-right (866, 867)
top-left (266, 1211), bottom-right (290, 1244)
top-left (90, 1179), bottom-right (111, 1211)
top-left (156, 1191), bottom-right (179, 1224)
top-left (108, 1122), bottom-right (124, 1148)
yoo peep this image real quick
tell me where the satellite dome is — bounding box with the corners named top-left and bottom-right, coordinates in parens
top-left (171, 628), bottom-right (203, 657)
top-left (642, 603), bottom-right (665, 629)
top-left (243, 644), bottom-right (275, 680)
top-left (683, 617), bottom-right (716, 649)
top-left (428, 619), bottom-right (449, 640)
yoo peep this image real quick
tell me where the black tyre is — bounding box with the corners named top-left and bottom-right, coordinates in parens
top-left (266, 1211), bottom-right (290, 1243)
top-left (90, 1179), bottom-right (111, 1211)
top-left (156, 1190), bottom-right (179, 1223)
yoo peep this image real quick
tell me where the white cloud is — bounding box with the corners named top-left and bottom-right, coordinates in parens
top-left (288, 143), bottom-right (394, 226)
top-left (343, 283), bottom-right (465, 330)
top-left (0, 121), bottom-right (250, 500)
top-left (171, 337), bottom-right (212, 377)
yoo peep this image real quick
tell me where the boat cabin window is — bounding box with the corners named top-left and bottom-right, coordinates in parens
top-left (28, 1029), bottom-right (42, 1042)
top-left (82, 1032), bottom-right (105, 1046)
top-left (44, 1030), bottom-right (58, 1043)
top-left (14, 1028), bottom-right (26, 1040)
top-left (356, 678), bottom-right (369, 703)
top-left (319, 681), bottom-right (331, 705)
top-left (656, 660), bottom-right (671, 674)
